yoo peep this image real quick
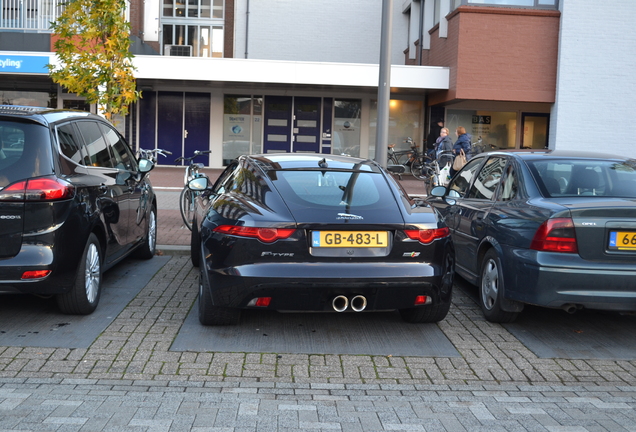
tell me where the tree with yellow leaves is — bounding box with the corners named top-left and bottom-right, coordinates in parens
top-left (48, 0), bottom-right (139, 120)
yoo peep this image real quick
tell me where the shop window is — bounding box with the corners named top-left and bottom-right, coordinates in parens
top-left (369, 99), bottom-right (423, 160)
top-left (223, 95), bottom-right (263, 166)
top-left (447, 109), bottom-right (517, 152)
top-left (333, 99), bottom-right (361, 157)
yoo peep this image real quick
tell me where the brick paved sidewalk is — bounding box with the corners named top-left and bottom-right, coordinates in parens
top-left (1, 254), bottom-right (635, 431)
top-left (3, 167), bottom-right (635, 431)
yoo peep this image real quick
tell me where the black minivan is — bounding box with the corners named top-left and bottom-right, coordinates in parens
top-left (0, 106), bottom-right (157, 315)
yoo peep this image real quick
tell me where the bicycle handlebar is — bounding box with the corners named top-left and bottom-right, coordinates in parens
top-left (174, 150), bottom-right (212, 164)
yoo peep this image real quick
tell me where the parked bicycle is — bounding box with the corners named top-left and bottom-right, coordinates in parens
top-left (137, 148), bottom-right (172, 164)
top-left (175, 150), bottom-right (211, 231)
top-left (421, 150), bottom-right (454, 196)
top-left (401, 137), bottom-right (430, 180)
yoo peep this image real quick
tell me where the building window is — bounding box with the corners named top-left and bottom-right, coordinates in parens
top-left (161, 0), bottom-right (224, 57)
top-left (452, 0), bottom-right (558, 9)
top-left (162, 0), bottom-right (223, 19)
top-left (162, 24), bottom-right (223, 57)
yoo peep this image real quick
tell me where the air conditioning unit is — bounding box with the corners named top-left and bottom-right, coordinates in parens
top-left (163, 45), bottom-right (192, 57)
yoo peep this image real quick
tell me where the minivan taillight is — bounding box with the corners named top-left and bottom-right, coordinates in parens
top-left (0, 177), bottom-right (75, 202)
top-left (213, 225), bottom-right (296, 243)
top-left (530, 218), bottom-right (578, 253)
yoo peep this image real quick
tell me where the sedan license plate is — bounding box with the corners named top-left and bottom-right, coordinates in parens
top-left (608, 231), bottom-right (636, 251)
top-left (311, 231), bottom-right (388, 248)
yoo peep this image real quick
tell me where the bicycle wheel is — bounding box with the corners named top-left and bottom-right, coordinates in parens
top-left (410, 159), bottom-right (428, 180)
top-left (387, 154), bottom-right (400, 165)
top-left (179, 187), bottom-right (195, 231)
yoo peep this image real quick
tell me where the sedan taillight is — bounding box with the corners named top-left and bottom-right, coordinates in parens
top-left (213, 225), bottom-right (296, 243)
top-left (404, 227), bottom-right (450, 244)
top-left (530, 217), bottom-right (578, 253)
top-left (0, 177), bottom-right (75, 202)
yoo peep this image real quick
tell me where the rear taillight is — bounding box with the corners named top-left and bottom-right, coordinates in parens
top-left (213, 225), bottom-right (296, 243)
top-left (21, 270), bottom-right (51, 280)
top-left (0, 177), bottom-right (75, 202)
top-left (404, 227), bottom-right (450, 244)
top-left (530, 218), bottom-right (578, 253)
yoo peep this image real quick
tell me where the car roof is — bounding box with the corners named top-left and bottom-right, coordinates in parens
top-left (0, 105), bottom-right (99, 126)
top-left (247, 153), bottom-right (382, 172)
top-left (481, 149), bottom-right (627, 161)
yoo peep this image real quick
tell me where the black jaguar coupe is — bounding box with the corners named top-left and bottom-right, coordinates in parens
top-left (188, 153), bottom-right (455, 325)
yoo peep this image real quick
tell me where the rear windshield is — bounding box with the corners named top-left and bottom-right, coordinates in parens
top-left (527, 159), bottom-right (636, 198)
top-left (0, 120), bottom-right (54, 188)
top-left (269, 170), bottom-right (395, 211)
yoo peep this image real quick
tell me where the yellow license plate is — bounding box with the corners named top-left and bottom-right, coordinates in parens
top-left (608, 231), bottom-right (636, 250)
top-left (311, 231), bottom-right (388, 248)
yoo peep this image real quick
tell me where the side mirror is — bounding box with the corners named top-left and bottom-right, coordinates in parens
top-left (430, 186), bottom-right (446, 197)
top-left (138, 158), bottom-right (154, 173)
top-left (188, 176), bottom-right (209, 191)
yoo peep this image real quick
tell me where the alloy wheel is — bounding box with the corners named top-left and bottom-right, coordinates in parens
top-left (84, 243), bottom-right (101, 304)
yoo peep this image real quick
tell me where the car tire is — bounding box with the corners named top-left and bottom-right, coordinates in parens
top-left (135, 205), bottom-right (157, 260)
top-left (190, 215), bottom-right (200, 268)
top-left (198, 268), bottom-right (240, 326)
top-left (479, 249), bottom-right (519, 323)
top-left (57, 233), bottom-right (102, 315)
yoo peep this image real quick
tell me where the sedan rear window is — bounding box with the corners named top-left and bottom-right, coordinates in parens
top-left (0, 121), bottom-right (54, 188)
top-left (527, 159), bottom-right (636, 198)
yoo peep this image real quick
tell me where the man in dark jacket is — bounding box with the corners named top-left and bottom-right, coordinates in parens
top-left (426, 118), bottom-right (444, 156)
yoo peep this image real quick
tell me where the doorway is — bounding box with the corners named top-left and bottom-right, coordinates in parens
top-left (138, 91), bottom-right (211, 166)
top-left (521, 113), bottom-right (549, 149)
top-left (263, 96), bottom-right (322, 154)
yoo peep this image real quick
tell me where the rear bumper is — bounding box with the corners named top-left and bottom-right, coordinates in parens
top-left (0, 245), bottom-right (73, 295)
top-left (203, 261), bottom-right (449, 311)
top-left (505, 247), bottom-right (636, 311)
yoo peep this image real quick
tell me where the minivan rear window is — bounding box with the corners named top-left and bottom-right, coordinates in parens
top-left (0, 120), bottom-right (54, 188)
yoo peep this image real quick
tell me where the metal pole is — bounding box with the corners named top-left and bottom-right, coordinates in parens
top-left (375, 0), bottom-right (393, 168)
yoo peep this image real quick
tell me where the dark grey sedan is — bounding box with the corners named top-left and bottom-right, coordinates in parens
top-left (428, 150), bottom-right (636, 323)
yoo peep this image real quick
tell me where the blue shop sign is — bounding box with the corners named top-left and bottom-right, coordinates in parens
top-left (0, 55), bottom-right (50, 74)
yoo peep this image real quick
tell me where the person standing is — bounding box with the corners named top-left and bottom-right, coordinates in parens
top-left (450, 126), bottom-right (472, 176)
top-left (436, 128), bottom-right (453, 167)
top-left (426, 118), bottom-right (444, 157)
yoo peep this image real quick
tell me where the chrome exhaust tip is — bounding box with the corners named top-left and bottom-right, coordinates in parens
top-left (350, 295), bottom-right (367, 312)
top-left (332, 295), bottom-right (348, 312)
top-left (562, 303), bottom-right (578, 314)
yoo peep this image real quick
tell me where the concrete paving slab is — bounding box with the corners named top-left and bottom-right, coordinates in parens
top-left (504, 305), bottom-right (636, 360)
top-left (0, 256), bottom-right (170, 349)
top-left (171, 303), bottom-right (460, 357)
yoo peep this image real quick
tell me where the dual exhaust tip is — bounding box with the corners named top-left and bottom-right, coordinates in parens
top-left (332, 295), bottom-right (367, 312)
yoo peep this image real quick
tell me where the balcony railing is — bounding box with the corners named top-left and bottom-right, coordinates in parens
top-left (1, 0), bottom-right (64, 32)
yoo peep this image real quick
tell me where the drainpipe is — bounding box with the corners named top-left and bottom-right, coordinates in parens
top-left (245, 0), bottom-right (250, 59)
